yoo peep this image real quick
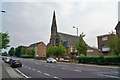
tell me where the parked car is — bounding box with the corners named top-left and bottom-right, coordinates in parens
top-left (47, 58), bottom-right (57, 63)
top-left (9, 58), bottom-right (22, 68)
top-left (4, 57), bottom-right (11, 63)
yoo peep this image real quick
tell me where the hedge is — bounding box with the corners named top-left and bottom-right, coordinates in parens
top-left (35, 57), bottom-right (48, 60)
top-left (20, 55), bottom-right (35, 58)
top-left (78, 56), bottom-right (120, 65)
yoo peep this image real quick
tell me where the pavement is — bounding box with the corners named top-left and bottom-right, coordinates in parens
top-left (1, 60), bottom-right (24, 80)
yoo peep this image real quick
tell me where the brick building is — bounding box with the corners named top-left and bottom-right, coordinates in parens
top-left (29, 42), bottom-right (46, 57)
top-left (97, 34), bottom-right (115, 56)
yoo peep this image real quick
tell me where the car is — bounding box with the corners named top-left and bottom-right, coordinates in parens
top-left (47, 58), bottom-right (57, 63)
top-left (4, 57), bottom-right (11, 63)
top-left (9, 58), bottom-right (22, 68)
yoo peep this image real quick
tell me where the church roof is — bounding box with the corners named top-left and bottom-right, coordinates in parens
top-left (58, 32), bottom-right (79, 45)
top-left (115, 21), bottom-right (120, 30)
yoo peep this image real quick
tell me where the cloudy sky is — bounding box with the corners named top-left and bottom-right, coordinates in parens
top-left (1, 0), bottom-right (120, 50)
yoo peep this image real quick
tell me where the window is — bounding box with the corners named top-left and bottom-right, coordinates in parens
top-left (87, 50), bottom-right (94, 52)
top-left (102, 36), bottom-right (108, 41)
top-left (101, 45), bottom-right (110, 52)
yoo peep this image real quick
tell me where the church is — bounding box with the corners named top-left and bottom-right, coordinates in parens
top-left (47, 11), bottom-right (79, 58)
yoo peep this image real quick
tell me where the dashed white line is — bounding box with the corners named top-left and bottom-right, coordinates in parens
top-left (104, 75), bottom-right (120, 78)
top-left (44, 73), bottom-right (50, 76)
top-left (54, 76), bottom-right (59, 78)
top-left (37, 71), bottom-right (41, 73)
top-left (33, 69), bottom-right (35, 71)
top-left (28, 67), bottom-right (31, 69)
top-left (25, 66), bottom-right (27, 68)
top-left (73, 70), bottom-right (82, 72)
top-left (62, 68), bottom-right (65, 69)
top-left (15, 69), bottom-right (31, 78)
top-left (97, 74), bottom-right (120, 78)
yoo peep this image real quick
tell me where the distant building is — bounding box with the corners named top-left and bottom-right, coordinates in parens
top-left (29, 42), bottom-right (46, 57)
top-left (97, 34), bottom-right (115, 56)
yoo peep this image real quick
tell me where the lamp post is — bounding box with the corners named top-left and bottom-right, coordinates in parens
top-left (73, 26), bottom-right (79, 56)
top-left (1, 10), bottom-right (6, 13)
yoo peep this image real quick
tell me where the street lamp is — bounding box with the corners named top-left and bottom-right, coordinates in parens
top-left (1, 10), bottom-right (6, 13)
top-left (73, 26), bottom-right (79, 56)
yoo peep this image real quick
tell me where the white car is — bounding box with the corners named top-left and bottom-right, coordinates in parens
top-left (4, 57), bottom-right (11, 63)
top-left (47, 58), bottom-right (57, 63)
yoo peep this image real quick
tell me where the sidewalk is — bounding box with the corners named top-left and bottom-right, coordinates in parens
top-left (2, 60), bottom-right (24, 80)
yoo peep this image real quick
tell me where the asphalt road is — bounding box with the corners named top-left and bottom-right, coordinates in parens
top-left (15, 58), bottom-right (119, 80)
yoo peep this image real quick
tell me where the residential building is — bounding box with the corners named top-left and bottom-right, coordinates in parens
top-left (97, 34), bottom-right (115, 56)
top-left (29, 41), bottom-right (46, 57)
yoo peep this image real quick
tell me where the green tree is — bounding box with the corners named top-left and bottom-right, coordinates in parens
top-left (8, 47), bottom-right (14, 56)
top-left (46, 45), bottom-right (67, 57)
top-left (46, 47), bottom-right (54, 57)
top-left (27, 48), bottom-right (35, 55)
top-left (0, 33), bottom-right (10, 50)
top-left (108, 34), bottom-right (120, 56)
top-left (75, 32), bottom-right (88, 56)
top-left (2, 52), bottom-right (8, 56)
top-left (57, 45), bottom-right (67, 56)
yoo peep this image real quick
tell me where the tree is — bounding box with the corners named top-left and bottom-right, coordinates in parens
top-left (46, 45), bottom-right (67, 57)
top-left (46, 47), bottom-right (54, 57)
top-left (108, 34), bottom-right (120, 56)
top-left (75, 32), bottom-right (88, 56)
top-left (8, 47), bottom-right (14, 56)
top-left (2, 52), bottom-right (8, 56)
top-left (15, 46), bottom-right (23, 57)
top-left (57, 45), bottom-right (67, 56)
top-left (0, 32), bottom-right (10, 50)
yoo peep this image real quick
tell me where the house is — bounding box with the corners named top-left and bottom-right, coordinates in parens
top-left (97, 34), bottom-right (115, 56)
top-left (29, 41), bottom-right (46, 57)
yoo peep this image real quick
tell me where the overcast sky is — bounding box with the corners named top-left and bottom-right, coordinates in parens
top-left (1, 0), bottom-right (120, 50)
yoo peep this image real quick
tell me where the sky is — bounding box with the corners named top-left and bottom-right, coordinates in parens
top-left (1, 0), bottom-right (120, 51)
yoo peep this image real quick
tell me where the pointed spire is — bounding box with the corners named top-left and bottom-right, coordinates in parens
top-left (51, 11), bottom-right (57, 34)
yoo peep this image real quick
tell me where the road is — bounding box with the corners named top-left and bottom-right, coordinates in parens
top-left (15, 58), bottom-right (119, 80)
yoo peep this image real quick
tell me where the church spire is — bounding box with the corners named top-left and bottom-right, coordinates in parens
top-left (51, 11), bottom-right (57, 34)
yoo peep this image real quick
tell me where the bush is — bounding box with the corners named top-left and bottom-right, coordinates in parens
top-left (2, 52), bottom-right (8, 56)
top-left (20, 55), bottom-right (34, 58)
top-left (35, 57), bottom-right (48, 60)
top-left (78, 56), bottom-right (120, 65)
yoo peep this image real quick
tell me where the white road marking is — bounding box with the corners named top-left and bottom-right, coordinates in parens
top-left (44, 73), bottom-right (50, 76)
top-left (104, 75), bottom-right (120, 78)
top-left (62, 68), bottom-right (66, 69)
top-left (54, 76), bottom-right (59, 78)
top-left (73, 70), bottom-right (82, 72)
top-left (37, 71), bottom-right (41, 73)
top-left (15, 69), bottom-right (31, 78)
top-left (25, 66), bottom-right (27, 68)
top-left (97, 74), bottom-right (120, 78)
top-left (33, 69), bottom-right (35, 71)
top-left (28, 67), bottom-right (31, 69)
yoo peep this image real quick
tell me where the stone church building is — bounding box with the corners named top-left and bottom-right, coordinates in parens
top-left (47, 11), bottom-right (79, 58)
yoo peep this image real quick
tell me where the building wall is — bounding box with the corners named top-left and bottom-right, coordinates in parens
top-left (97, 34), bottom-right (115, 56)
top-left (87, 47), bottom-right (100, 56)
top-left (37, 42), bottom-right (46, 57)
